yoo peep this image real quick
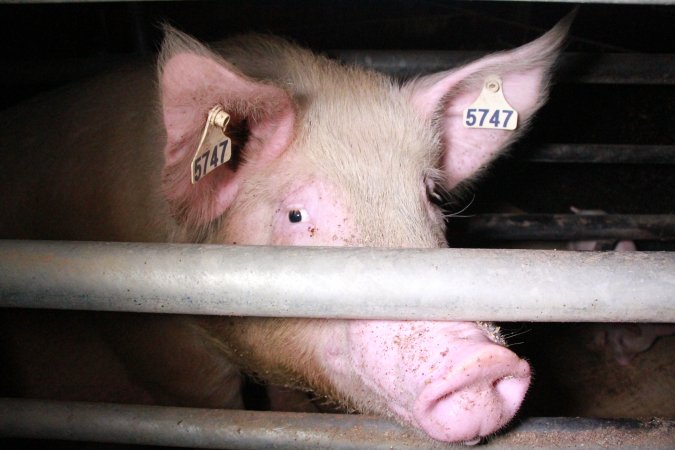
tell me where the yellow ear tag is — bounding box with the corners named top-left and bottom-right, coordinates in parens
top-left (462, 76), bottom-right (518, 131)
top-left (191, 105), bottom-right (232, 184)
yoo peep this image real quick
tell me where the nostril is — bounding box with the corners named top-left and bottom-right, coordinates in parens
top-left (494, 372), bottom-right (531, 414)
top-left (493, 373), bottom-right (518, 390)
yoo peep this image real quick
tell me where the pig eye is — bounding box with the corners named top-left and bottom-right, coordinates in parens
top-left (288, 208), bottom-right (309, 223)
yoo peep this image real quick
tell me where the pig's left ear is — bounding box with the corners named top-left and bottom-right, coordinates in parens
top-left (405, 14), bottom-right (573, 189)
top-left (159, 27), bottom-right (296, 229)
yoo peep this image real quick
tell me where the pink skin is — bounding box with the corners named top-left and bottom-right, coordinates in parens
top-left (0, 18), bottom-right (569, 445)
top-left (567, 221), bottom-right (675, 365)
top-left (599, 240), bottom-right (673, 365)
top-left (595, 323), bottom-right (675, 366)
top-left (224, 178), bottom-right (531, 443)
top-left (340, 321), bottom-right (531, 443)
top-left (156, 19), bottom-right (572, 442)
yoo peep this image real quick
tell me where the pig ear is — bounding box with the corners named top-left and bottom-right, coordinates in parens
top-left (405, 14), bottom-right (573, 189)
top-left (158, 27), bottom-right (295, 228)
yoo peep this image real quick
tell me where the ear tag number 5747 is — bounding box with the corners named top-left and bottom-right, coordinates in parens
top-left (191, 105), bottom-right (232, 184)
top-left (463, 76), bottom-right (518, 131)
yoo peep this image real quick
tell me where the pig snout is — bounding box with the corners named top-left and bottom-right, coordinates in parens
top-left (343, 321), bottom-right (530, 443)
top-left (413, 341), bottom-right (531, 442)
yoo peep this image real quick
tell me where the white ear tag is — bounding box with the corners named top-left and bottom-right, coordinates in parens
top-left (191, 105), bottom-right (233, 184)
top-left (463, 76), bottom-right (518, 131)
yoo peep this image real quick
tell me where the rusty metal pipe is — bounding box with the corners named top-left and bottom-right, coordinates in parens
top-left (457, 214), bottom-right (675, 241)
top-left (0, 398), bottom-right (673, 449)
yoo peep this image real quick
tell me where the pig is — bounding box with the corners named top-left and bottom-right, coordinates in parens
top-left (521, 322), bottom-right (675, 419)
top-left (0, 14), bottom-right (572, 444)
top-left (566, 208), bottom-right (675, 366)
top-left (492, 208), bottom-right (675, 418)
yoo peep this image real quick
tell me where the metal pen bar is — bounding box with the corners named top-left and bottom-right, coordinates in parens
top-left (1, 240), bottom-right (673, 322)
top-left (332, 52), bottom-right (675, 85)
top-left (0, 398), bottom-right (673, 450)
top-left (3, 53), bottom-right (674, 86)
top-left (2, 0), bottom-right (672, 4)
top-left (457, 214), bottom-right (675, 241)
top-left (525, 144), bottom-right (675, 164)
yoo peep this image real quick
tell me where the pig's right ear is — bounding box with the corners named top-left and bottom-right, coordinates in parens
top-left (159, 28), bottom-right (295, 229)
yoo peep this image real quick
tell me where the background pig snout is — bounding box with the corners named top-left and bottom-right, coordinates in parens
top-left (345, 321), bottom-right (531, 443)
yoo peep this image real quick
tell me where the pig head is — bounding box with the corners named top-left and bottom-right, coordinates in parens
top-left (0, 16), bottom-right (571, 445)
top-left (144, 16), bottom-right (572, 444)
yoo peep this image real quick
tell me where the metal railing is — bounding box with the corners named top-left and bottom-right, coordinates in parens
top-left (1, 398), bottom-right (673, 449)
top-left (1, 240), bottom-right (673, 322)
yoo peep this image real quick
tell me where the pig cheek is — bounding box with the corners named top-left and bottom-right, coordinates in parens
top-left (270, 213), bottom-right (317, 246)
top-left (319, 326), bottom-right (353, 377)
top-left (272, 215), bottom-right (347, 246)
top-left (222, 207), bottom-right (274, 245)
top-left (271, 208), bottom-right (353, 246)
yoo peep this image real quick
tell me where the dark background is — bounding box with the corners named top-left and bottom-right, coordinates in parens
top-left (0, 0), bottom-right (673, 437)
top-left (1, 1), bottom-right (673, 222)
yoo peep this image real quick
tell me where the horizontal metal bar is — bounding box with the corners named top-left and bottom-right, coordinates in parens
top-left (2, 0), bottom-right (671, 4)
top-left (333, 52), bottom-right (675, 85)
top-left (1, 240), bottom-right (673, 322)
top-left (1, 398), bottom-right (673, 449)
top-left (3, 53), bottom-right (673, 87)
top-left (481, 0), bottom-right (674, 4)
top-left (459, 214), bottom-right (675, 241)
top-left (525, 144), bottom-right (675, 164)
top-left (3, 0), bottom-right (664, 3)
top-left (0, 0), bottom-right (178, 3)
top-left (0, 56), bottom-right (137, 86)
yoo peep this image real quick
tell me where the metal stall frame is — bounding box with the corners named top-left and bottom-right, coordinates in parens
top-left (1, 0), bottom-right (674, 448)
top-left (1, 398), bottom-right (674, 449)
top-left (1, 240), bottom-right (674, 321)
top-left (1, 240), bottom-right (674, 448)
